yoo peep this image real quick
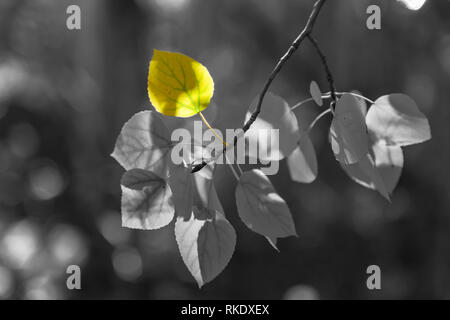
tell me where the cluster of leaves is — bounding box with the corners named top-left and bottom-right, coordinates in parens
top-left (112, 50), bottom-right (431, 287)
top-left (305, 85), bottom-right (431, 200)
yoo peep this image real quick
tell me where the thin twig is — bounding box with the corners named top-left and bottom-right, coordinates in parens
top-left (192, 0), bottom-right (328, 173)
top-left (308, 108), bottom-right (332, 132)
top-left (335, 91), bottom-right (374, 104)
top-left (225, 153), bottom-right (240, 181)
top-left (236, 163), bottom-right (244, 175)
top-left (307, 34), bottom-right (337, 107)
top-left (290, 94), bottom-right (331, 112)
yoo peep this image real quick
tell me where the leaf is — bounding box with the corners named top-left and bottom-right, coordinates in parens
top-left (193, 170), bottom-right (223, 213)
top-left (168, 163), bottom-right (194, 220)
top-left (310, 81), bottom-right (323, 106)
top-left (235, 169), bottom-right (297, 249)
top-left (112, 111), bottom-right (172, 178)
top-left (372, 142), bottom-right (404, 193)
top-left (121, 169), bottom-right (174, 230)
top-left (148, 49), bottom-right (214, 118)
top-left (329, 93), bottom-right (369, 165)
top-left (366, 94), bottom-right (431, 147)
top-left (341, 142), bottom-right (403, 199)
top-left (341, 153), bottom-right (390, 200)
top-left (287, 131), bottom-right (318, 183)
top-left (245, 92), bottom-right (300, 161)
top-left (175, 207), bottom-right (236, 288)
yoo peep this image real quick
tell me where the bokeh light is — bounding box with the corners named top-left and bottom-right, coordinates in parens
top-left (0, 265), bottom-right (14, 299)
top-left (397, 0), bottom-right (427, 11)
top-left (28, 161), bottom-right (65, 201)
top-left (112, 246), bottom-right (143, 282)
top-left (283, 285), bottom-right (320, 300)
top-left (47, 224), bottom-right (89, 267)
top-left (0, 220), bottom-right (40, 270)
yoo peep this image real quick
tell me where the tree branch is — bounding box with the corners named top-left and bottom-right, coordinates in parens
top-left (192, 0), bottom-right (328, 173)
top-left (307, 34), bottom-right (337, 107)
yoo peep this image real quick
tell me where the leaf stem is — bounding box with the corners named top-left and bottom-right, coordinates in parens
top-left (199, 112), bottom-right (228, 146)
top-left (225, 153), bottom-right (240, 181)
top-left (290, 95), bottom-right (331, 112)
top-left (308, 108), bottom-right (332, 132)
top-left (335, 91), bottom-right (374, 104)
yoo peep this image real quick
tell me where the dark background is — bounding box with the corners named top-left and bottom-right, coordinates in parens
top-left (0, 0), bottom-right (449, 299)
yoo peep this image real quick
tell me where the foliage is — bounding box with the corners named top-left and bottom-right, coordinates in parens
top-left (147, 50), bottom-right (214, 118)
top-left (112, 50), bottom-right (431, 287)
top-left (112, 1), bottom-right (432, 287)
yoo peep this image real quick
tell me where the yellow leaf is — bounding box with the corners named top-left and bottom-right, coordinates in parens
top-left (148, 49), bottom-right (214, 118)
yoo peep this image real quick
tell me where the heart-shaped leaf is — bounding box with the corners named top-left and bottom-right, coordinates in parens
top-left (235, 169), bottom-right (297, 249)
top-left (121, 169), bottom-right (174, 230)
top-left (341, 153), bottom-right (390, 200)
top-left (366, 94), bottom-right (431, 147)
top-left (112, 111), bottom-right (172, 178)
top-left (245, 92), bottom-right (300, 161)
top-left (287, 130), bottom-right (318, 183)
top-left (310, 81), bottom-right (323, 106)
top-left (175, 207), bottom-right (236, 288)
top-left (329, 93), bottom-right (369, 165)
top-left (341, 142), bottom-right (403, 200)
top-left (371, 142), bottom-right (404, 193)
top-left (148, 49), bottom-right (214, 118)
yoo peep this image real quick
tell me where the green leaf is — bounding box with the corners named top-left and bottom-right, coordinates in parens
top-left (235, 169), bottom-right (297, 249)
top-left (366, 94), bottom-right (431, 147)
top-left (310, 81), bottom-right (323, 106)
top-left (112, 111), bottom-right (172, 178)
top-left (245, 92), bottom-right (300, 161)
top-left (175, 207), bottom-right (236, 288)
top-left (329, 93), bottom-right (369, 165)
top-left (121, 169), bottom-right (174, 230)
top-left (287, 130), bottom-right (318, 183)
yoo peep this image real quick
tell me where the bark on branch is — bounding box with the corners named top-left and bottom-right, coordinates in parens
top-left (192, 0), bottom-right (328, 173)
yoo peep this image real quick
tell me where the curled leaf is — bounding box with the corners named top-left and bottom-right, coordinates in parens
top-left (148, 49), bottom-right (214, 118)
top-left (175, 207), bottom-right (236, 288)
top-left (329, 94), bottom-right (369, 165)
top-left (121, 169), bottom-right (174, 230)
top-left (112, 111), bottom-right (172, 178)
top-left (235, 169), bottom-right (297, 249)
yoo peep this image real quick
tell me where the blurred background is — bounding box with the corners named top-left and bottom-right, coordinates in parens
top-left (0, 0), bottom-right (449, 299)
